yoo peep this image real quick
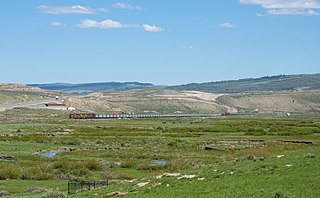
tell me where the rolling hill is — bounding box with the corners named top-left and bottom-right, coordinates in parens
top-left (0, 84), bottom-right (49, 110)
top-left (28, 82), bottom-right (154, 93)
top-left (2, 74), bottom-right (320, 113)
top-left (170, 74), bottom-right (320, 93)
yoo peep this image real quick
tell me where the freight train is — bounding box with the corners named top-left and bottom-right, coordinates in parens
top-left (69, 112), bottom-right (263, 119)
top-left (69, 113), bottom-right (96, 119)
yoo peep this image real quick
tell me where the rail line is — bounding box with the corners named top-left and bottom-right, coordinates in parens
top-left (69, 112), bottom-right (273, 119)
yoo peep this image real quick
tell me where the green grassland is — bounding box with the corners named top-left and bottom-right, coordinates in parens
top-left (0, 109), bottom-right (320, 197)
top-left (0, 91), bottom-right (41, 104)
top-left (171, 73), bottom-right (320, 93)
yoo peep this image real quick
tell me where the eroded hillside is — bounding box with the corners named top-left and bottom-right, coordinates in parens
top-left (216, 90), bottom-right (320, 113)
top-left (64, 89), bottom-right (227, 114)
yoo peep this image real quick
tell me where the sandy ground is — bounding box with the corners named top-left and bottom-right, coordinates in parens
top-left (88, 92), bottom-right (104, 98)
top-left (182, 91), bottom-right (223, 101)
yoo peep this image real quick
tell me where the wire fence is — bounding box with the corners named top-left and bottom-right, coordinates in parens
top-left (68, 180), bottom-right (108, 194)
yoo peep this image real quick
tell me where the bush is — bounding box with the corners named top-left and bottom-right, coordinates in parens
top-left (120, 160), bottom-right (138, 168)
top-left (168, 159), bottom-right (194, 170)
top-left (0, 165), bottom-right (21, 180)
top-left (53, 159), bottom-right (89, 176)
top-left (42, 192), bottom-right (66, 198)
top-left (21, 167), bottom-right (55, 180)
top-left (82, 159), bottom-right (103, 171)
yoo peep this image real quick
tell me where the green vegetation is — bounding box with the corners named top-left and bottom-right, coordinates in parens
top-left (171, 73), bottom-right (320, 93)
top-left (28, 82), bottom-right (154, 93)
top-left (0, 91), bottom-right (40, 104)
top-left (0, 109), bottom-right (320, 197)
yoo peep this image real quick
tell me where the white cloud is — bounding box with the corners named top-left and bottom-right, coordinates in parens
top-left (113, 2), bottom-right (143, 10)
top-left (98, 8), bottom-right (109, 13)
top-left (218, 23), bottom-right (235, 28)
top-left (51, 22), bottom-right (63, 27)
top-left (267, 8), bottom-right (319, 15)
top-left (76, 20), bottom-right (164, 32)
top-left (77, 19), bottom-right (127, 29)
top-left (182, 45), bottom-right (194, 49)
top-left (240, 0), bottom-right (320, 16)
top-left (38, 5), bottom-right (97, 14)
top-left (142, 24), bottom-right (164, 32)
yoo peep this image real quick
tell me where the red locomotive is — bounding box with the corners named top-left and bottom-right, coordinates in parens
top-left (69, 113), bottom-right (96, 119)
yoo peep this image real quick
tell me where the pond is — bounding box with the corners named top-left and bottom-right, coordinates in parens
top-left (154, 160), bottom-right (168, 165)
top-left (40, 151), bottom-right (57, 158)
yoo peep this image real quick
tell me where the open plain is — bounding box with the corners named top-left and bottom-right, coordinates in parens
top-left (0, 108), bottom-right (319, 197)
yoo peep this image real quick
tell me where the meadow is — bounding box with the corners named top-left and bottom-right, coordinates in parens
top-left (0, 109), bottom-right (319, 197)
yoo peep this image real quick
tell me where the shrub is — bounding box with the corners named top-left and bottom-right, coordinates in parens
top-left (21, 167), bottom-right (55, 180)
top-left (0, 165), bottom-right (21, 180)
top-left (168, 159), bottom-right (194, 170)
top-left (42, 192), bottom-right (66, 198)
top-left (83, 159), bottom-right (103, 171)
top-left (120, 160), bottom-right (138, 168)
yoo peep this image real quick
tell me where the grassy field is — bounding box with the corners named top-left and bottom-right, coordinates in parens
top-left (0, 91), bottom-right (41, 104)
top-left (0, 109), bottom-right (319, 197)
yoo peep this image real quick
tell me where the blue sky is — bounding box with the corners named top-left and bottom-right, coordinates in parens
top-left (1, 0), bottom-right (320, 85)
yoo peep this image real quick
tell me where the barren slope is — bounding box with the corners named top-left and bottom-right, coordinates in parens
top-left (65, 89), bottom-right (227, 113)
top-left (216, 90), bottom-right (320, 112)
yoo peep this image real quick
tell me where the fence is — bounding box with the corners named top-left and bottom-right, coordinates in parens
top-left (68, 180), bottom-right (108, 194)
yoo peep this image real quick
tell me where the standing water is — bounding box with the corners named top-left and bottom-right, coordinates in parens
top-left (154, 160), bottom-right (168, 165)
top-left (40, 151), bottom-right (57, 158)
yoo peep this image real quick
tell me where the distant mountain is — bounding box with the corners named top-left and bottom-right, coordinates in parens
top-left (170, 74), bottom-right (320, 93)
top-left (28, 82), bottom-right (154, 93)
top-left (0, 83), bottom-right (46, 93)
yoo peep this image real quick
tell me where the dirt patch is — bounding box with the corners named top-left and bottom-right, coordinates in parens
top-left (182, 91), bottom-right (223, 101)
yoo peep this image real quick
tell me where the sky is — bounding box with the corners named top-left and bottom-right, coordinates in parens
top-left (0, 0), bottom-right (320, 85)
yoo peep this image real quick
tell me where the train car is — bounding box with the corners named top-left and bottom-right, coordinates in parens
top-left (69, 113), bottom-right (96, 119)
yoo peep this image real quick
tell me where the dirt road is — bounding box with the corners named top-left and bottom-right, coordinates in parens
top-left (0, 98), bottom-right (56, 111)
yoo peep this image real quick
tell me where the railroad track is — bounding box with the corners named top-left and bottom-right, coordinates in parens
top-left (69, 112), bottom-right (272, 119)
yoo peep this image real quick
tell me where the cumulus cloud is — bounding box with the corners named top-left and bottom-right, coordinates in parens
top-left (142, 24), bottom-right (164, 32)
top-left (51, 21), bottom-right (63, 26)
top-left (38, 5), bottom-right (101, 14)
top-left (240, 0), bottom-right (320, 16)
top-left (76, 20), bottom-right (164, 32)
top-left (77, 19), bottom-right (128, 29)
top-left (218, 23), bottom-right (235, 28)
top-left (113, 2), bottom-right (143, 10)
